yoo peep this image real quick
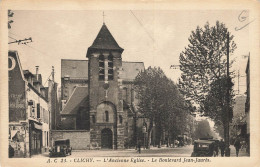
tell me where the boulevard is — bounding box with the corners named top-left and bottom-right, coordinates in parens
top-left (34, 145), bottom-right (249, 158)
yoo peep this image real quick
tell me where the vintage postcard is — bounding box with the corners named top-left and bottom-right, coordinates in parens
top-left (0, 0), bottom-right (259, 167)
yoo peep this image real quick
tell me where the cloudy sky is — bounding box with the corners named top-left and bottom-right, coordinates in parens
top-left (9, 10), bottom-right (250, 94)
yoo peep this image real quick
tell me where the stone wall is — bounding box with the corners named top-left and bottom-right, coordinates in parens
top-left (51, 130), bottom-right (90, 150)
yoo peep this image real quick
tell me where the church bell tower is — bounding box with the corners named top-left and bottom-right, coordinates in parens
top-left (86, 23), bottom-right (125, 149)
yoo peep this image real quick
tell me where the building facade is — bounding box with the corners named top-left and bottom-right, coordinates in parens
top-left (9, 51), bottom-right (52, 157)
top-left (245, 55), bottom-right (250, 154)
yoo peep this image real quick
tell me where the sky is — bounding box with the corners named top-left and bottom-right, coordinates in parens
top-left (8, 10), bottom-right (250, 95)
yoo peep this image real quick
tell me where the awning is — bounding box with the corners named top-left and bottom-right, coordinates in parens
top-left (33, 123), bottom-right (42, 130)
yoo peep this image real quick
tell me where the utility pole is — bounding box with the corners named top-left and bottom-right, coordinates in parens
top-left (52, 66), bottom-right (55, 82)
top-left (225, 32), bottom-right (231, 156)
top-left (237, 70), bottom-right (240, 94)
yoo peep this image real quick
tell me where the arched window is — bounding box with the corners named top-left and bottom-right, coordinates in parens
top-left (108, 54), bottom-right (113, 80)
top-left (99, 55), bottom-right (105, 80)
top-left (119, 115), bottom-right (123, 124)
top-left (105, 111), bottom-right (109, 122)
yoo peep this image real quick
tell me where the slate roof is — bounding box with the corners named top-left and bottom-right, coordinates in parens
top-left (61, 59), bottom-right (144, 81)
top-left (88, 24), bottom-right (123, 51)
top-left (61, 86), bottom-right (88, 115)
top-left (121, 62), bottom-right (144, 81)
top-left (23, 70), bottom-right (34, 77)
top-left (61, 59), bottom-right (88, 79)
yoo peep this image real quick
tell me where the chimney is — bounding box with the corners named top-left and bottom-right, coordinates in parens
top-left (52, 66), bottom-right (55, 82)
top-left (35, 66), bottom-right (39, 81)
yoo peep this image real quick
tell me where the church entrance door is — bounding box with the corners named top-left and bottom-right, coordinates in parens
top-left (101, 128), bottom-right (112, 149)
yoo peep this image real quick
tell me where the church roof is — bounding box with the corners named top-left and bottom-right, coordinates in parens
top-left (88, 24), bottom-right (123, 51)
top-left (61, 86), bottom-right (88, 115)
top-left (121, 62), bottom-right (144, 81)
top-left (61, 59), bottom-right (144, 81)
top-left (61, 59), bottom-right (88, 79)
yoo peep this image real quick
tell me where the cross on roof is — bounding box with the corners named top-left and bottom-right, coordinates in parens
top-left (103, 11), bottom-right (106, 24)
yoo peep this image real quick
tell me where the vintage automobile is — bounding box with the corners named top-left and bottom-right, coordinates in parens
top-left (191, 140), bottom-right (215, 157)
top-left (49, 139), bottom-right (72, 157)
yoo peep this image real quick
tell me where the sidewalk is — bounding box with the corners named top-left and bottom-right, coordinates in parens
top-left (31, 152), bottom-right (49, 158)
top-left (230, 145), bottom-right (249, 157)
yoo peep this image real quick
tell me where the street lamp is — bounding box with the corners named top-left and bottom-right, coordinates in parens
top-left (142, 124), bottom-right (147, 149)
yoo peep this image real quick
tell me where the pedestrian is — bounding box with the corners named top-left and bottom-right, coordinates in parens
top-left (219, 139), bottom-right (225, 157)
top-left (9, 144), bottom-right (14, 158)
top-left (241, 141), bottom-right (245, 150)
top-left (234, 137), bottom-right (241, 157)
top-left (137, 140), bottom-right (141, 154)
top-left (214, 141), bottom-right (219, 157)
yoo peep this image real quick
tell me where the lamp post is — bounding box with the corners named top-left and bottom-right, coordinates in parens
top-left (225, 32), bottom-right (231, 157)
top-left (142, 124), bottom-right (147, 149)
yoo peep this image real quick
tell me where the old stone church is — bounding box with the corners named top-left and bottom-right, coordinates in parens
top-left (57, 23), bottom-right (147, 149)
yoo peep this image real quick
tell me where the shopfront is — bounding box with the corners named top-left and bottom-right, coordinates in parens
top-left (29, 121), bottom-right (42, 156)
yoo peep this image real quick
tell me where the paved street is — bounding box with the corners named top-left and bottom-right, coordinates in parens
top-left (33, 144), bottom-right (249, 158)
top-left (71, 145), bottom-right (194, 157)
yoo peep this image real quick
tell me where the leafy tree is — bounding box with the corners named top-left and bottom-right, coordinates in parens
top-left (194, 119), bottom-right (214, 139)
top-left (179, 21), bottom-right (236, 104)
top-left (201, 76), bottom-right (235, 138)
top-left (134, 66), bottom-right (191, 148)
top-left (179, 21), bottom-right (237, 145)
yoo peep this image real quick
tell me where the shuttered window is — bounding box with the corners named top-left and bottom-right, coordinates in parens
top-left (37, 103), bottom-right (40, 118)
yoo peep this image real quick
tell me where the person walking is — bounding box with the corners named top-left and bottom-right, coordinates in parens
top-left (214, 141), bottom-right (219, 157)
top-left (234, 138), bottom-right (241, 157)
top-left (137, 140), bottom-right (141, 154)
top-left (219, 139), bottom-right (225, 157)
top-left (9, 145), bottom-right (14, 158)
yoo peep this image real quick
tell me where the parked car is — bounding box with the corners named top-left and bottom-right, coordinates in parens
top-left (191, 140), bottom-right (215, 157)
top-left (49, 139), bottom-right (72, 157)
top-left (177, 135), bottom-right (184, 147)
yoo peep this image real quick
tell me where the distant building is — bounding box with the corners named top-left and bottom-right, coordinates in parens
top-left (233, 95), bottom-right (246, 117)
top-left (245, 55), bottom-right (250, 154)
top-left (8, 51), bottom-right (56, 157)
top-left (53, 24), bottom-right (150, 149)
top-left (231, 95), bottom-right (247, 141)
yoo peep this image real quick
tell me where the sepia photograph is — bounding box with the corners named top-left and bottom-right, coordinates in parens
top-left (1, 0), bottom-right (260, 167)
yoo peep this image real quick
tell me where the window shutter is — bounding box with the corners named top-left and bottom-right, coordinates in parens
top-left (37, 103), bottom-right (40, 118)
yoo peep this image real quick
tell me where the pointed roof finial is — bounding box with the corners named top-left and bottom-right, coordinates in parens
top-left (87, 23), bottom-right (124, 53)
top-left (103, 11), bottom-right (105, 25)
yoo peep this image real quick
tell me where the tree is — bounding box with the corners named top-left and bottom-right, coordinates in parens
top-left (194, 119), bottom-right (215, 139)
top-left (179, 21), bottom-right (236, 104)
top-left (201, 76), bottom-right (235, 139)
top-left (134, 66), bottom-right (189, 148)
top-left (178, 21), bottom-right (237, 146)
